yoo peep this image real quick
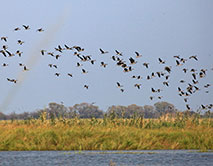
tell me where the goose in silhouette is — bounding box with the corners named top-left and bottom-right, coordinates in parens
top-left (84, 85), bottom-right (89, 89)
top-left (199, 72), bottom-right (205, 78)
top-left (115, 50), bottom-right (122, 56)
top-left (0, 50), bottom-right (7, 57)
top-left (7, 78), bottom-right (17, 83)
top-left (163, 81), bottom-right (169, 86)
top-left (164, 66), bottom-right (171, 73)
top-left (55, 45), bottom-right (63, 53)
top-left (158, 96), bottom-right (163, 99)
top-left (48, 64), bottom-right (53, 68)
top-left (192, 73), bottom-right (197, 80)
top-left (158, 58), bottom-right (165, 64)
top-left (2, 45), bottom-right (8, 50)
top-left (134, 84), bottom-right (141, 89)
top-left (37, 28), bottom-right (44, 32)
top-left (116, 82), bottom-right (123, 88)
top-left (151, 72), bottom-right (155, 78)
top-left (1, 37), bottom-right (7, 42)
top-left (23, 66), bottom-right (29, 71)
top-left (176, 60), bottom-right (182, 66)
top-left (155, 72), bottom-right (161, 78)
top-left (55, 54), bottom-right (61, 60)
top-left (47, 52), bottom-right (54, 57)
top-left (165, 75), bottom-right (170, 80)
top-left (135, 51), bottom-right (142, 58)
top-left (6, 50), bottom-right (14, 57)
top-left (76, 62), bottom-right (82, 67)
top-left (40, 50), bottom-right (46, 55)
top-left (186, 104), bottom-right (191, 110)
top-left (204, 84), bottom-right (211, 88)
top-left (180, 58), bottom-right (187, 63)
top-left (137, 75), bottom-right (142, 79)
top-left (151, 88), bottom-right (156, 93)
top-left (2, 63), bottom-right (8, 67)
top-left (129, 57), bottom-right (137, 64)
top-left (200, 69), bottom-right (207, 75)
top-left (189, 55), bottom-right (198, 61)
top-left (82, 69), bottom-right (88, 74)
top-left (14, 27), bottom-right (21, 31)
top-left (101, 62), bottom-right (107, 68)
top-left (150, 96), bottom-right (154, 100)
top-left (55, 73), bottom-right (60, 77)
top-left (64, 44), bottom-right (72, 50)
top-left (143, 63), bottom-right (149, 68)
top-left (183, 68), bottom-right (188, 73)
top-left (99, 48), bottom-right (108, 54)
top-left (90, 60), bottom-right (96, 65)
top-left (173, 55), bottom-right (180, 59)
top-left (123, 68), bottom-right (129, 73)
top-left (73, 46), bottom-right (84, 52)
top-left (192, 79), bottom-right (198, 84)
top-left (16, 50), bottom-right (23, 57)
top-left (184, 98), bottom-right (188, 103)
top-left (111, 56), bottom-right (116, 61)
top-left (22, 25), bottom-right (30, 30)
top-left (147, 75), bottom-right (151, 80)
top-left (17, 40), bottom-right (24, 45)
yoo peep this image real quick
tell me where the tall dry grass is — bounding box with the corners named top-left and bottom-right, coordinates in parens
top-left (0, 112), bottom-right (212, 151)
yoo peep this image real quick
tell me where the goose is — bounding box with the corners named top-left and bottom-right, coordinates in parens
top-left (134, 84), bottom-right (141, 89)
top-left (82, 69), bottom-right (88, 74)
top-left (164, 66), bottom-right (171, 73)
top-left (37, 28), bottom-right (44, 32)
top-left (189, 55), bottom-right (198, 61)
top-left (143, 63), bottom-right (149, 68)
top-left (14, 27), bottom-right (21, 31)
top-left (116, 82), bottom-right (123, 88)
top-left (135, 51), bottom-right (142, 58)
top-left (115, 50), bottom-right (122, 56)
top-left (158, 58), bottom-right (165, 64)
top-left (99, 48), bottom-right (108, 54)
top-left (0, 50), bottom-right (7, 57)
top-left (100, 62), bottom-right (107, 68)
top-left (129, 57), bottom-right (137, 64)
top-left (40, 50), bottom-right (46, 55)
top-left (22, 25), bottom-right (30, 30)
top-left (84, 85), bottom-right (89, 89)
top-left (17, 40), bottom-right (24, 45)
top-left (1, 37), bottom-right (7, 42)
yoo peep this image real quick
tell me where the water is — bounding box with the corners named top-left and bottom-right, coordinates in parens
top-left (0, 150), bottom-right (212, 166)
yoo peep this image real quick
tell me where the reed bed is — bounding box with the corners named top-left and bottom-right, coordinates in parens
top-left (0, 113), bottom-right (212, 151)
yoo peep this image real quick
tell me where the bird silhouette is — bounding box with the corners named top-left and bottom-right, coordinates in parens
top-left (99, 48), bottom-right (108, 54)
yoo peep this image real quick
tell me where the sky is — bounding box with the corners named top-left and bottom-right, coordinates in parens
top-left (0, 0), bottom-right (213, 113)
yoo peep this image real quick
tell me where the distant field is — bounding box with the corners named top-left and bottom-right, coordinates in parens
top-left (0, 115), bottom-right (213, 151)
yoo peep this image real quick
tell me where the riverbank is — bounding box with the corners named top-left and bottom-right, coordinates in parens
top-left (0, 117), bottom-right (212, 151)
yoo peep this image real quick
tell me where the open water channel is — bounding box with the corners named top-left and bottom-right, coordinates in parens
top-left (0, 150), bottom-right (212, 166)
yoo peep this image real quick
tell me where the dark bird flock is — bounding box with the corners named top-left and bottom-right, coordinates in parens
top-left (0, 25), bottom-right (213, 112)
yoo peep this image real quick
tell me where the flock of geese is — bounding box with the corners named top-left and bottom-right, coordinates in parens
top-left (0, 25), bottom-right (213, 112)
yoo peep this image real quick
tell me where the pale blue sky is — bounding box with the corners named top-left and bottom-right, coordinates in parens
top-left (0, 0), bottom-right (213, 113)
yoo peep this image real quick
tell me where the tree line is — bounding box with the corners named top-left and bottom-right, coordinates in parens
top-left (0, 101), bottom-right (212, 120)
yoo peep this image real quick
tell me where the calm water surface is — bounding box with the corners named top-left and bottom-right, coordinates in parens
top-left (0, 150), bottom-right (212, 166)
